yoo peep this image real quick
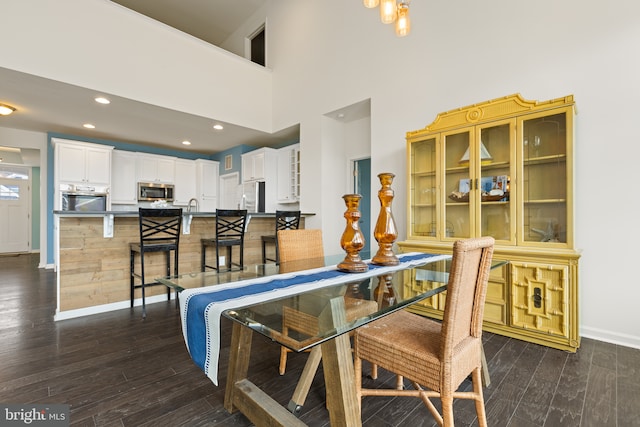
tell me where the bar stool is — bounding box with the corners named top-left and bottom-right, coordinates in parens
top-left (201, 209), bottom-right (248, 272)
top-left (261, 210), bottom-right (301, 264)
top-left (130, 208), bottom-right (182, 318)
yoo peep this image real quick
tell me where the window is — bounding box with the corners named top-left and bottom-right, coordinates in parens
top-left (0, 165), bottom-right (29, 180)
top-left (250, 25), bottom-right (265, 66)
top-left (0, 184), bottom-right (19, 200)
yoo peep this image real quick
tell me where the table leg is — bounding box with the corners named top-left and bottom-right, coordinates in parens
top-left (318, 296), bottom-right (362, 427)
top-left (224, 322), bottom-right (253, 413)
top-left (288, 345), bottom-right (322, 414)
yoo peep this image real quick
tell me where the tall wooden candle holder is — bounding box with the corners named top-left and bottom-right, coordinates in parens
top-left (337, 194), bottom-right (368, 273)
top-left (372, 172), bottom-right (399, 266)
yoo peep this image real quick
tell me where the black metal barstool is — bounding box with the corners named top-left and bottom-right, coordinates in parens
top-left (201, 209), bottom-right (248, 272)
top-left (130, 208), bottom-right (182, 318)
top-left (261, 210), bottom-right (301, 264)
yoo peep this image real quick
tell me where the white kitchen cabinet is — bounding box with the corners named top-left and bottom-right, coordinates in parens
top-left (196, 159), bottom-right (219, 211)
top-left (276, 143), bottom-right (300, 203)
top-left (241, 147), bottom-right (276, 182)
top-left (173, 159), bottom-right (197, 206)
top-left (54, 138), bottom-right (113, 186)
top-left (111, 150), bottom-right (137, 204)
top-left (136, 153), bottom-right (176, 183)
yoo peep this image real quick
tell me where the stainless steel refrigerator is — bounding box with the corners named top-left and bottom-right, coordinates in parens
top-left (241, 181), bottom-right (266, 212)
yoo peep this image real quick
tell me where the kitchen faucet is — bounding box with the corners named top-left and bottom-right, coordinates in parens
top-left (187, 198), bottom-right (199, 213)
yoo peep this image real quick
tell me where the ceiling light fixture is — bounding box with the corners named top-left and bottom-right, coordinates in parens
top-left (364, 0), bottom-right (411, 37)
top-left (83, 123), bottom-right (96, 129)
top-left (213, 124), bottom-right (224, 130)
top-left (182, 140), bottom-right (192, 146)
top-left (95, 97), bottom-right (110, 105)
top-left (0, 104), bottom-right (16, 116)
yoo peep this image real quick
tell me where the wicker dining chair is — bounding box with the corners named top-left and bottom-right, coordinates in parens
top-left (353, 236), bottom-right (495, 427)
top-left (276, 229), bottom-right (325, 375)
top-left (276, 229), bottom-right (378, 376)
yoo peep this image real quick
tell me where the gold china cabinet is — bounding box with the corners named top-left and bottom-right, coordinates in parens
top-left (398, 94), bottom-right (580, 352)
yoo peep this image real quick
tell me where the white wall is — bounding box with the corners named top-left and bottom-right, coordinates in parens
top-left (266, 0), bottom-right (640, 348)
top-left (2, 0), bottom-right (639, 349)
top-left (0, 128), bottom-right (48, 267)
top-left (1, 0), bottom-right (273, 132)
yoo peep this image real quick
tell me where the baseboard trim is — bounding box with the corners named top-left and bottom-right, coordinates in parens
top-left (54, 294), bottom-right (175, 321)
top-left (581, 326), bottom-right (640, 350)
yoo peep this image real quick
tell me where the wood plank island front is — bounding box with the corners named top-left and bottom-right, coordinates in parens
top-left (53, 211), bottom-right (312, 320)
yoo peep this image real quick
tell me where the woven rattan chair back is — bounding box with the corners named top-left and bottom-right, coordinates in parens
top-left (441, 236), bottom-right (494, 363)
top-left (353, 236), bottom-right (495, 427)
top-left (277, 229), bottom-right (324, 263)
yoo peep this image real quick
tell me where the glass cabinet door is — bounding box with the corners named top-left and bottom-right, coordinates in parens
top-left (520, 111), bottom-right (569, 244)
top-left (478, 120), bottom-right (515, 243)
top-left (443, 129), bottom-right (471, 239)
top-left (409, 137), bottom-right (437, 237)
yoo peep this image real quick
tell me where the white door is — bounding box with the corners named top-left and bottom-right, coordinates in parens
top-left (219, 172), bottom-right (240, 209)
top-left (0, 177), bottom-right (30, 253)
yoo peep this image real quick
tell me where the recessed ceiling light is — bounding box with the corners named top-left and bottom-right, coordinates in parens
top-left (95, 97), bottom-right (110, 104)
top-left (0, 104), bottom-right (16, 116)
top-left (83, 123), bottom-right (96, 129)
top-left (182, 140), bottom-right (191, 146)
top-left (213, 124), bottom-right (224, 130)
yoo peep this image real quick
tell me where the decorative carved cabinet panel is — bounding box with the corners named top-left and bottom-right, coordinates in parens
top-left (399, 94), bottom-right (580, 351)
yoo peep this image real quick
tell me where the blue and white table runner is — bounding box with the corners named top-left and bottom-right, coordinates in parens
top-left (179, 252), bottom-right (450, 385)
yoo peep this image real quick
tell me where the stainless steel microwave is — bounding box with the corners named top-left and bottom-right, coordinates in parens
top-left (138, 182), bottom-right (174, 202)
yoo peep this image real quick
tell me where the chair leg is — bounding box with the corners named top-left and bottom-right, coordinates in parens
top-left (441, 396), bottom-right (454, 427)
top-left (274, 240), bottom-right (279, 264)
top-left (130, 250), bottom-right (135, 307)
top-left (165, 251), bottom-right (171, 301)
top-left (140, 253), bottom-right (146, 319)
top-left (239, 243), bottom-right (244, 269)
top-left (262, 240), bottom-right (267, 264)
top-left (279, 346), bottom-right (289, 375)
top-left (201, 242), bottom-right (206, 272)
top-left (472, 367), bottom-right (488, 427)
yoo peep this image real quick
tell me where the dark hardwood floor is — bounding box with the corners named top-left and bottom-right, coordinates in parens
top-left (1, 253), bottom-right (639, 426)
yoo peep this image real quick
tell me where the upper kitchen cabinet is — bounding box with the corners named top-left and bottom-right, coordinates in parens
top-left (53, 138), bottom-right (113, 186)
top-left (277, 144), bottom-right (300, 203)
top-left (136, 153), bottom-right (176, 183)
top-left (111, 150), bottom-right (137, 204)
top-left (173, 159), bottom-right (197, 206)
top-left (242, 147), bottom-right (276, 182)
top-left (196, 159), bottom-right (219, 211)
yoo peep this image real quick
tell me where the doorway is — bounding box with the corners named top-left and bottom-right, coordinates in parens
top-left (0, 166), bottom-right (31, 253)
top-left (219, 172), bottom-right (240, 209)
top-left (353, 158), bottom-right (371, 255)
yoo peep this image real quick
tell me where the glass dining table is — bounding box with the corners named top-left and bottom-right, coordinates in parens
top-left (158, 253), bottom-right (500, 427)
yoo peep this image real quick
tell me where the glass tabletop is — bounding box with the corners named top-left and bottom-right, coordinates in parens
top-left (223, 258), bottom-right (507, 352)
top-left (157, 253), bottom-right (347, 293)
top-left (159, 254), bottom-right (505, 353)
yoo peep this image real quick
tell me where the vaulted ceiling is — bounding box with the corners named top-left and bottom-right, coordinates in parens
top-left (0, 0), bottom-right (299, 156)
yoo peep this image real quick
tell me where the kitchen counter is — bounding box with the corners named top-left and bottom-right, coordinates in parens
top-left (53, 211), bottom-right (314, 320)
